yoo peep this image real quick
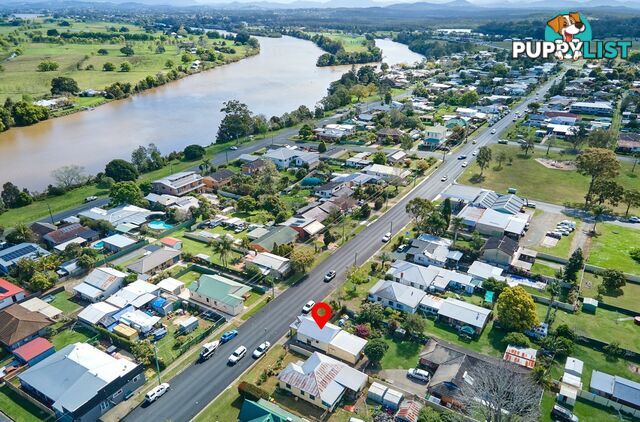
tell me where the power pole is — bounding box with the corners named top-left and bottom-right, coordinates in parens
top-left (153, 343), bottom-right (161, 385)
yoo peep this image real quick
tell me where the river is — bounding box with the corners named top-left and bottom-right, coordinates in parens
top-left (0, 36), bottom-right (422, 190)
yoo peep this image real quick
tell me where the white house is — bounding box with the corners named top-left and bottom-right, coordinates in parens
top-left (437, 298), bottom-right (491, 335)
top-left (263, 147), bottom-right (319, 169)
top-left (290, 315), bottom-right (367, 364)
top-left (73, 268), bottom-right (127, 303)
top-left (247, 252), bottom-right (291, 279)
top-left (368, 280), bottom-right (425, 313)
top-left (362, 164), bottom-right (411, 183)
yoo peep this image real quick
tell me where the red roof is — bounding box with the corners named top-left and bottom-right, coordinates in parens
top-left (12, 337), bottom-right (54, 362)
top-left (0, 278), bottom-right (24, 301)
top-left (160, 237), bottom-right (181, 247)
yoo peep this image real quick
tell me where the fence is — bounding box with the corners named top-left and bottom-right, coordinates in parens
top-left (577, 390), bottom-right (640, 418)
top-left (537, 253), bottom-right (640, 284)
top-left (95, 239), bottom-right (148, 266)
top-left (152, 218), bottom-right (196, 239)
top-left (531, 294), bottom-right (576, 312)
top-left (2, 380), bottom-right (55, 421)
top-left (177, 316), bottom-right (225, 355)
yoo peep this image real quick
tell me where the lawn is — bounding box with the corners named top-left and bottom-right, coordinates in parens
top-left (587, 223), bottom-right (640, 275)
top-left (537, 303), bottom-right (640, 352)
top-left (155, 316), bottom-right (212, 364)
top-left (48, 290), bottom-right (81, 314)
top-left (177, 270), bottom-right (202, 287)
top-left (530, 259), bottom-right (562, 278)
top-left (580, 271), bottom-right (640, 312)
top-left (0, 386), bottom-right (52, 422)
top-left (168, 228), bottom-right (243, 266)
top-left (50, 325), bottom-right (96, 350)
top-left (380, 335), bottom-right (423, 370)
top-left (458, 145), bottom-right (640, 215)
top-left (540, 392), bottom-right (624, 422)
top-left (306, 32), bottom-right (370, 52)
top-left (532, 226), bottom-right (579, 259)
top-left (240, 295), bottom-right (270, 321)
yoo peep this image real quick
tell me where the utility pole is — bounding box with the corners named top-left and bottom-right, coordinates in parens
top-left (46, 202), bottom-right (54, 224)
top-left (153, 343), bottom-right (161, 385)
top-left (354, 252), bottom-right (357, 267)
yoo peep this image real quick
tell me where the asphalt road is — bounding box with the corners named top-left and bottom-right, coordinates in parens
top-left (124, 73), bottom-right (564, 422)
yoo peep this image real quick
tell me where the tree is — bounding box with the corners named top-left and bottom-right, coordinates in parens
top-left (6, 224), bottom-right (35, 244)
top-left (587, 129), bottom-right (616, 149)
top-left (496, 151), bottom-right (507, 170)
top-left (520, 135), bottom-right (535, 157)
top-left (183, 144), bottom-right (206, 160)
top-left (476, 146), bottom-right (492, 176)
top-left (403, 313), bottom-right (426, 337)
top-left (358, 203), bottom-right (371, 219)
top-left (622, 189), bottom-right (640, 217)
top-left (416, 159), bottom-right (430, 174)
top-left (51, 165), bottom-right (87, 189)
top-left (110, 181), bottom-right (144, 206)
top-left (299, 124), bottom-right (314, 140)
top-left (363, 338), bottom-right (389, 364)
top-left (11, 102), bottom-right (49, 126)
top-left (576, 148), bottom-right (620, 205)
top-left (441, 198), bottom-right (452, 226)
top-left (2, 182), bottom-right (22, 208)
top-left (105, 159), bottom-right (139, 182)
top-left (97, 48), bottom-right (109, 55)
top-left (50, 76), bottom-right (79, 95)
top-left (102, 62), bottom-right (116, 71)
top-left (120, 61), bottom-right (131, 72)
top-left (131, 341), bottom-right (155, 366)
top-left (564, 248), bottom-right (583, 285)
top-left (165, 59), bottom-right (174, 68)
top-left (37, 60), bottom-right (59, 71)
top-left (217, 100), bottom-right (254, 143)
top-left (502, 332), bottom-right (531, 347)
top-left (450, 216), bottom-right (464, 245)
top-left (323, 230), bottom-right (335, 247)
top-left (212, 236), bottom-right (233, 267)
top-left (590, 204), bottom-right (609, 234)
top-left (30, 271), bottom-right (56, 291)
top-left (371, 151), bottom-right (387, 165)
top-left (458, 360), bottom-right (540, 422)
top-left (290, 246), bottom-right (314, 273)
top-left (496, 286), bottom-right (539, 332)
top-left (591, 178), bottom-right (624, 207)
top-left (120, 45), bottom-right (135, 56)
top-left (317, 141), bottom-right (327, 154)
top-left (358, 302), bottom-right (385, 327)
top-left (601, 269), bottom-right (626, 292)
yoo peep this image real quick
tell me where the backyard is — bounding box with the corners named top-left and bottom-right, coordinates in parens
top-left (154, 315), bottom-right (213, 364)
top-left (580, 271), bottom-right (640, 313)
top-left (0, 386), bottom-right (52, 422)
top-left (50, 324), bottom-right (97, 350)
top-left (587, 223), bottom-right (640, 275)
top-left (48, 290), bottom-right (81, 314)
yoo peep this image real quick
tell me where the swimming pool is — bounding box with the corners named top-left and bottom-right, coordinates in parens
top-left (148, 220), bottom-right (174, 230)
top-left (92, 241), bottom-right (105, 250)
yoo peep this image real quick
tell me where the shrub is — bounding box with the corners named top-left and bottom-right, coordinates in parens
top-left (238, 381), bottom-right (270, 401)
top-left (503, 332), bottom-right (531, 347)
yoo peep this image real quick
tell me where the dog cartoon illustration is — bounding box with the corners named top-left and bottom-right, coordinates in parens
top-left (547, 12), bottom-right (585, 60)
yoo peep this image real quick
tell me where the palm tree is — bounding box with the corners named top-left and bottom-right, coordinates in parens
top-left (212, 236), bottom-right (233, 267)
top-left (199, 158), bottom-right (212, 176)
top-left (380, 252), bottom-right (391, 268)
top-left (450, 216), bottom-right (464, 245)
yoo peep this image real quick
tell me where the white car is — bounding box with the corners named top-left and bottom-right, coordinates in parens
top-left (461, 161), bottom-right (468, 168)
top-left (407, 368), bottom-right (430, 382)
top-left (228, 346), bottom-right (247, 365)
top-left (302, 300), bottom-right (315, 314)
top-left (629, 216), bottom-right (640, 223)
top-left (145, 383), bottom-right (170, 403)
top-left (472, 150), bottom-right (478, 156)
top-left (440, 175), bottom-right (448, 182)
top-left (382, 232), bottom-right (391, 242)
top-left (253, 341), bottom-right (271, 359)
top-left (491, 129), bottom-right (496, 134)
top-left (229, 146), bottom-right (238, 150)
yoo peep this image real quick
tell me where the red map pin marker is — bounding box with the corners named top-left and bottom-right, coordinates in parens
top-left (311, 302), bottom-right (332, 329)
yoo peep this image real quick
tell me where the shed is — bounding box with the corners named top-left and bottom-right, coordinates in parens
top-left (12, 337), bottom-right (55, 366)
top-left (582, 297), bottom-right (598, 314)
top-left (383, 388), bottom-right (403, 410)
top-left (113, 323), bottom-right (138, 341)
top-left (367, 382), bottom-right (387, 404)
top-left (151, 296), bottom-right (178, 316)
top-left (157, 277), bottom-right (184, 295)
top-left (179, 316), bottom-right (199, 334)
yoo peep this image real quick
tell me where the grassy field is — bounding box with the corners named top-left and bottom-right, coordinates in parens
top-left (380, 335), bottom-right (422, 370)
top-left (0, 18), bottom-right (255, 102)
top-left (50, 325), bottom-right (96, 350)
top-left (306, 32), bottom-right (369, 52)
top-left (581, 271), bottom-right (640, 312)
top-left (532, 224), bottom-right (580, 259)
top-left (48, 290), bottom-right (81, 313)
top-left (0, 386), bottom-right (52, 422)
top-left (587, 223), bottom-right (640, 275)
top-left (458, 145), bottom-right (640, 215)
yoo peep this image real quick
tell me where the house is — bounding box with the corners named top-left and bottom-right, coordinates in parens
top-left (204, 169), bottom-right (235, 190)
top-left (0, 304), bottom-right (52, 349)
top-left (362, 164), bottom-right (411, 183)
top-left (377, 128), bottom-right (404, 143)
top-left (18, 342), bottom-right (144, 421)
top-left (160, 237), bottom-right (182, 250)
top-left (482, 236), bottom-right (519, 267)
top-left (368, 279), bottom-right (425, 314)
top-left (437, 298), bottom-right (491, 335)
top-left (590, 370), bottom-right (640, 410)
top-left (387, 260), bottom-right (472, 293)
top-left (462, 207), bottom-right (528, 238)
top-left (263, 147), bottom-right (319, 169)
top-left (395, 400), bottom-right (423, 422)
top-left (290, 315), bottom-right (367, 365)
top-left (503, 345), bottom-right (537, 369)
top-left (152, 171), bottom-right (205, 196)
top-left (42, 223), bottom-right (99, 248)
top-left (101, 234), bottom-right (137, 253)
top-left (467, 261), bottom-right (505, 288)
top-left (127, 247), bottom-right (181, 275)
top-left (313, 181), bottom-right (344, 199)
top-left (188, 274), bottom-right (251, 316)
top-left (281, 217), bottom-right (325, 240)
top-left (18, 298), bottom-right (62, 320)
top-left (0, 278), bottom-right (25, 310)
top-left (73, 267), bottom-right (127, 303)
top-left (315, 124), bottom-right (355, 141)
top-left (419, 294), bottom-right (444, 315)
top-left (617, 133), bottom-right (640, 154)
top-left (246, 252), bottom-right (291, 279)
top-left (77, 302), bottom-right (119, 326)
top-left (250, 226), bottom-right (298, 253)
top-left (278, 352), bottom-right (368, 411)
top-left (558, 357), bottom-right (585, 406)
top-left (387, 150), bottom-right (407, 164)
top-left (570, 101), bottom-right (613, 116)
top-left (78, 205), bottom-right (160, 230)
top-left (511, 247), bottom-right (537, 272)
top-left (423, 125), bottom-right (448, 150)
top-left (29, 222), bottom-right (56, 241)
top-left (472, 192), bottom-right (524, 216)
top-left (238, 398), bottom-right (303, 422)
top-left (241, 158), bottom-right (266, 175)
top-left (105, 280), bottom-right (160, 309)
top-left (405, 235), bottom-right (461, 268)
top-left (118, 308), bottom-right (161, 334)
top-left (0, 243), bottom-right (50, 274)
top-left (12, 337), bottom-right (55, 366)
top-left (156, 277), bottom-right (185, 295)
top-left (346, 152), bottom-right (372, 168)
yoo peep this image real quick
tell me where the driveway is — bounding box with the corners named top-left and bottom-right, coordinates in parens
top-left (376, 369), bottom-right (429, 399)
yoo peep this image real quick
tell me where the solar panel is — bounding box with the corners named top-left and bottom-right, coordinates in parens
top-left (0, 245), bottom-right (37, 261)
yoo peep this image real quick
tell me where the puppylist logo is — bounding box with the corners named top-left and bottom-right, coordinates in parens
top-left (512, 12), bottom-right (632, 61)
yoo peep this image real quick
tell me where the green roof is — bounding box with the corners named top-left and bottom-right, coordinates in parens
top-left (188, 274), bottom-right (251, 306)
top-left (238, 398), bottom-right (303, 422)
top-left (251, 226), bottom-right (298, 252)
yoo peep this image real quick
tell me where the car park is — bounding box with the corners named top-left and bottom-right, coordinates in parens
top-left (199, 340), bottom-right (220, 361)
top-left (252, 341), bottom-right (271, 359)
top-left (220, 329), bottom-right (238, 344)
top-left (324, 270), bottom-right (336, 282)
top-left (302, 300), bottom-right (315, 314)
top-left (407, 368), bottom-right (430, 382)
top-left (145, 383), bottom-right (170, 403)
top-left (382, 232), bottom-right (391, 242)
top-left (228, 346), bottom-right (247, 365)
top-left (461, 161), bottom-right (468, 168)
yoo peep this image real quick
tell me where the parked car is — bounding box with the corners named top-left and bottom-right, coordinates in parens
top-left (628, 216), bottom-right (640, 223)
top-left (228, 346), bottom-right (247, 365)
top-left (252, 341), bottom-right (271, 359)
top-left (547, 231), bottom-right (562, 239)
top-left (302, 300), bottom-right (315, 314)
top-left (472, 150), bottom-right (478, 156)
top-left (229, 146), bottom-right (238, 150)
top-left (525, 201), bottom-right (537, 208)
top-left (551, 404), bottom-right (579, 422)
top-left (199, 340), bottom-right (220, 361)
top-left (382, 232), bottom-right (391, 242)
top-left (145, 383), bottom-right (170, 403)
top-left (84, 196), bottom-right (98, 203)
top-left (396, 244), bottom-right (409, 253)
top-left (498, 139), bottom-right (508, 144)
top-left (152, 327), bottom-right (167, 341)
top-left (220, 329), bottom-right (238, 344)
top-left (324, 270), bottom-right (336, 282)
top-left (407, 368), bottom-right (430, 382)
